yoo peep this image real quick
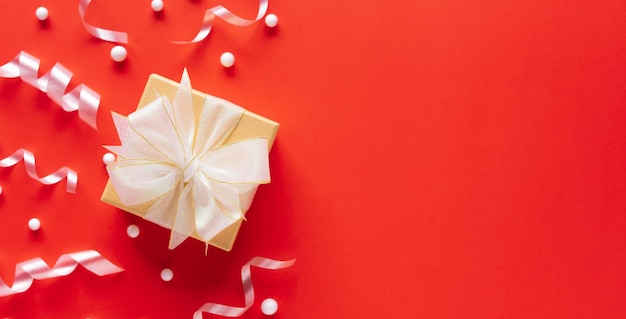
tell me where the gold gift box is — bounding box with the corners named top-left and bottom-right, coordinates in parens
top-left (101, 74), bottom-right (279, 251)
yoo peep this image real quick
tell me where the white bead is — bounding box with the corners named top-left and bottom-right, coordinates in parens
top-left (102, 152), bottom-right (116, 165)
top-left (35, 7), bottom-right (49, 21)
top-left (220, 52), bottom-right (235, 68)
top-left (160, 268), bottom-right (173, 281)
top-left (110, 45), bottom-right (127, 62)
top-left (151, 0), bottom-right (164, 12)
top-left (127, 224), bottom-right (140, 238)
top-left (0, 185), bottom-right (3, 195)
top-left (28, 218), bottom-right (41, 231)
top-left (265, 14), bottom-right (278, 28)
top-left (261, 298), bottom-right (278, 315)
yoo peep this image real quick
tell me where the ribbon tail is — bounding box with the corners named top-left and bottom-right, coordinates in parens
top-left (168, 183), bottom-right (197, 249)
top-left (192, 173), bottom-right (241, 244)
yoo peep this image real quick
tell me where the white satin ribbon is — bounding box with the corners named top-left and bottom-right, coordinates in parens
top-left (0, 250), bottom-right (123, 297)
top-left (193, 257), bottom-right (296, 318)
top-left (0, 51), bottom-right (100, 130)
top-left (173, 0), bottom-right (269, 44)
top-left (79, 0), bottom-right (129, 43)
top-left (0, 149), bottom-right (78, 193)
top-left (106, 69), bottom-right (270, 249)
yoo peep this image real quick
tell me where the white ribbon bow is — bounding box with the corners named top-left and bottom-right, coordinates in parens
top-left (106, 70), bottom-right (270, 249)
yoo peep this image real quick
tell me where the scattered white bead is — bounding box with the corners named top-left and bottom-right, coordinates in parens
top-left (151, 0), bottom-right (164, 12)
top-left (160, 268), bottom-right (173, 282)
top-left (127, 224), bottom-right (140, 238)
top-left (220, 52), bottom-right (235, 68)
top-left (102, 152), bottom-right (116, 165)
top-left (261, 298), bottom-right (278, 315)
top-left (265, 14), bottom-right (278, 28)
top-left (28, 218), bottom-right (41, 231)
top-left (0, 185), bottom-right (3, 195)
top-left (35, 7), bottom-right (49, 21)
top-left (110, 45), bottom-right (127, 62)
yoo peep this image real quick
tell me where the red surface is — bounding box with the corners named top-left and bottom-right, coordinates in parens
top-left (0, 0), bottom-right (626, 318)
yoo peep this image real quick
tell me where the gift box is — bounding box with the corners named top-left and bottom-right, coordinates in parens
top-left (101, 71), bottom-right (278, 252)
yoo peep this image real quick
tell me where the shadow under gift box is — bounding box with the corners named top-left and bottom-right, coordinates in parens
top-left (101, 74), bottom-right (279, 251)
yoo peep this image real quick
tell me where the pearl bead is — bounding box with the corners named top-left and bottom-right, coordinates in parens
top-left (35, 7), bottom-right (49, 21)
top-left (220, 52), bottom-right (235, 68)
top-left (127, 224), bottom-right (140, 238)
top-left (28, 218), bottom-right (41, 231)
top-left (110, 46), bottom-right (127, 62)
top-left (265, 14), bottom-right (278, 28)
top-left (102, 152), bottom-right (116, 165)
top-left (151, 0), bottom-right (164, 12)
top-left (261, 298), bottom-right (278, 315)
top-left (0, 185), bottom-right (3, 195)
top-left (161, 268), bottom-right (173, 281)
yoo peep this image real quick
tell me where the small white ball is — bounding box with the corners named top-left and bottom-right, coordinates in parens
top-left (265, 14), bottom-right (278, 28)
top-left (0, 185), bottom-right (3, 195)
top-left (151, 0), bottom-right (164, 12)
top-left (110, 45), bottom-right (127, 62)
top-left (127, 224), bottom-right (140, 238)
top-left (220, 52), bottom-right (235, 68)
top-left (28, 218), bottom-right (41, 231)
top-left (35, 7), bottom-right (49, 21)
top-left (160, 268), bottom-right (173, 282)
top-left (261, 298), bottom-right (278, 315)
top-left (102, 152), bottom-right (116, 165)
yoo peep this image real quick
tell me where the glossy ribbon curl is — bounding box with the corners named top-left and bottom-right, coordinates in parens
top-left (106, 69), bottom-right (270, 250)
top-left (0, 149), bottom-right (78, 193)
top-left (0, 250), bottom-right (123, 297)
top-left (193, 257), bottom-right (296, 318)
top-left (0, 51), bottom-right (100, 130)
top-left (79, 0), bottom-right (128, 43)
top-left (173, 0), bottom-right (269, 44)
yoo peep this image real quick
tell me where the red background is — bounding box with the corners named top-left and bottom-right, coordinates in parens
top-left (0, 0), bottom-right (626, 318)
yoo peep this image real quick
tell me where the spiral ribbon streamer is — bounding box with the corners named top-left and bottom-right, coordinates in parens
top-left (79, 0), bottom-right (267, 44)
top-left (0, 149), bottom-right (77, 193)
top-left (0, 250), bottom-right (123, 297)
top-left (79, 0), bottom-right (128, 43)
top-left (0, 51), bottom-right (100, 130)
top-left (173, 0), bottom-right (269, 44)
top-left (193, 257), bottom-right (296, 318)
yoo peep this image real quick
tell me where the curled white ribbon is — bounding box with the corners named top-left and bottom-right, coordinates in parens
top-left (173, 0), bottom-right (269, 44)
top-left (79, 0), bottom-right (129, 43)
top-left (0, 51), bottom-right (100, 130)
top-left (193, 257), bottom-right (296, 318)
top-left (0, 149), bottom-right (77, 193)
top-left (106, 69), bottom-right (270, 249)
top-left (0, 250), bottom-right (123, 297)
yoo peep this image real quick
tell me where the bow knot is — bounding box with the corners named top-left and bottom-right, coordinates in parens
top-left (182, 155), bottom-right (201, 183)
